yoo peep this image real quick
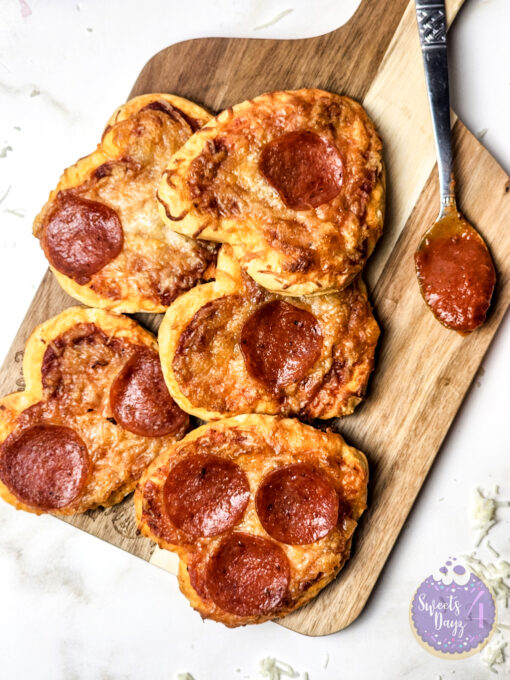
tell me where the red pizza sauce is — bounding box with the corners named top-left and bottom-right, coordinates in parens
top-left (415, 216), bottom-right (496, 332)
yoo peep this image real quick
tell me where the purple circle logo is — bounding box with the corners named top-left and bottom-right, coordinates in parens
top-left (410, 557), bottom-right (497, 658)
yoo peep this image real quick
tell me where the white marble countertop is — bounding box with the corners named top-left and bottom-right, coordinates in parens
top-left (0, 1), bottom-right (509, 678)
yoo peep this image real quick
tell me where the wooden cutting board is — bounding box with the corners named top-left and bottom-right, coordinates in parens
top-left (1, 0), bottom-right (509, 636)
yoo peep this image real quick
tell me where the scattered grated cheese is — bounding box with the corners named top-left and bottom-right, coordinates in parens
top-left (259, 657), bottom-right (307, 679)
top-left (482, 630), bottom-right (507, 674)
top-left (472, 487), bottom-right (510, 546)
top-left (466, 485), bottom-right (510, 674)
top-left (0, 186), bottom-right (11, 205)
top-left (254, 9), bottom-right (294, 31)
top-left (176, 674), bottom-right (195, 680)
top-left (463, 552), bottom-right (510, 607)
top-left (3, 208), bottom-right (26, 217)
top-left (488, 541), bottom-right (501, 559)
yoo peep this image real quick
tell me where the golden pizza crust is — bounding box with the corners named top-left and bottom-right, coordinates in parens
top-left (158, 89), bottom-right (384, 296)
top-left (0, 307), bottom-right (188, 515)
top-left (33, 94), bottom-right (216, 313)
top-left (135, 414), bottom-right (368, 626)
top-left (103, 93), bottom-right (210, 131)
top-left (158, 245), bottom-right (379, 420)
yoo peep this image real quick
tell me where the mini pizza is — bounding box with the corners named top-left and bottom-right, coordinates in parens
top-left (135, 415), bottom-right (368, 626)
top-left (158, 245), bottom-right (380, 421)
top-left (0, 307), bottom-right (189, 515)
top-left (33, 93), bottom-right (217, 313)
top-left (157, 88), bottom-right (384, 296)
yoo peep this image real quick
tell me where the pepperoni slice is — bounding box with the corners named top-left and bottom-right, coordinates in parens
top-left (163, 454), bottom-right (250, 537)
top-left (259, 130), bottom-right (343, 210)
top-left (42, 193), bottom-right (123, 284)
top-left (240, 300), bottom-right (322, 388)
top-left (256, 463), bottom-right (339, 544)
top-left (205, 532), bottom-right (291, 616)
top-left (110, 347), bottom-right (188, 437)
top-left (0, 424), bottom-right (90, 510)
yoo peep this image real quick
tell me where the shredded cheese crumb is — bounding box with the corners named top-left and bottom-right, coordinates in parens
top-left (472, 487), bottom-right (510, 546)
top-left (482, 630), bottom-right (507, 674)
top-left (0, 186), bottom-right (11, 205)
top-left (259, 657), bottom-right (307, 679)
top-left (463, 552), bottom-right (510, 607)
top-left (176, 674), bottom-right (195, 680)
top-left (3, 208), bottom-right (26, 218)
top-left (488, 541), bottom-right (501, 559)
top-left (254, 9), bottom-right (294, 31)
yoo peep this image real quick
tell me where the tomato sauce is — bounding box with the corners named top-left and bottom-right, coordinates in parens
top-left (415, 215), bottom-right (496, 332)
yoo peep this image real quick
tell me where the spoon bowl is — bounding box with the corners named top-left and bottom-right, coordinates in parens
top-left (415, 206), bottom-right (496, 333)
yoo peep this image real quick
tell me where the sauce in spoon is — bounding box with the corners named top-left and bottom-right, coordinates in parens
top-left (415, 211), bottom-right (496, 333)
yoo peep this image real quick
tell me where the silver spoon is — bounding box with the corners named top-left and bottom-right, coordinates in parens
top-left (413, 0), bottom-right (496, 333)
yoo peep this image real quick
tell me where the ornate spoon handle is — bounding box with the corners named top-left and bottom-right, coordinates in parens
top-left (415, 0), bottom-right (456, 215)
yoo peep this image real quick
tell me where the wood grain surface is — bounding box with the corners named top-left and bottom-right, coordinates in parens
top-left (1, 0), bottom-right (509, 636)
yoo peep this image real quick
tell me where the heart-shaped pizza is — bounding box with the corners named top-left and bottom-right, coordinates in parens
top-left (157, 89), bottom-right (384, 296)
top-left (33, 94), bottom-right (217, 313)
top-left (0, 307), bottom-right (189, 515)
top-left (158, 245), bottom-right (379, 420)
top-left (135, 414), bottom-right (368, 626)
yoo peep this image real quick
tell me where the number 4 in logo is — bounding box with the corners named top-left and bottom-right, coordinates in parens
top-left (466, 590), bottom-right (487, 630)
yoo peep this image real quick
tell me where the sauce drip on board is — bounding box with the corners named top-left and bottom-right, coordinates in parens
top-left (415, 212), bottom-right (496, 333)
